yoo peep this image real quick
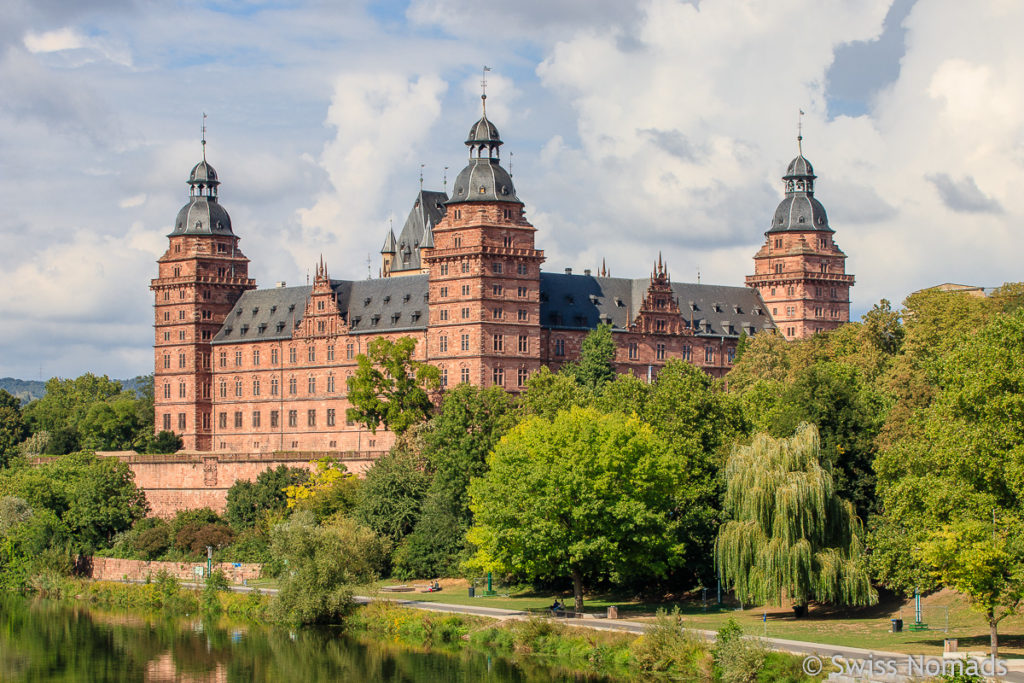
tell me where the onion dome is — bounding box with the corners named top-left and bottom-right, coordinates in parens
top-left (169, 158), bottom-right (233, 236)
top-left (767, 151), bottom-right (831, 234)
top-left (448, 95), bottom-right (519, 204)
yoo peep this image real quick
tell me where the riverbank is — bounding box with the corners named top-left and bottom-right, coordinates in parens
top-left (19, 575), bottom-right (817, 681)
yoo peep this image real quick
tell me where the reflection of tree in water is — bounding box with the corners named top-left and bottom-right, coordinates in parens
top-left (1, 596), bottom-right (605, 682)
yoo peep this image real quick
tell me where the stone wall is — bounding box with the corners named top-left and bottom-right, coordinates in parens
top-left (96, 450), bottom-right (381, 517)
top-left (88, 556), bottom-right (262, 583)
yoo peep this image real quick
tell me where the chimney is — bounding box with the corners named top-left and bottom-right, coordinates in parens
top-left (565, 267), bottom-right (572, 275)
top-left (584, 269), bottom-right (591, 276)
top-left (275, 281), bottom-right (287, 288)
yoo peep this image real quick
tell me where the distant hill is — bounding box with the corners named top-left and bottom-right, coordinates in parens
top-left (0, 376), bottom-right (152, 405)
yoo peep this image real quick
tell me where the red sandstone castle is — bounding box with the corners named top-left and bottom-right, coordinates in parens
top-left (152, 99), bottom-right (852, 454)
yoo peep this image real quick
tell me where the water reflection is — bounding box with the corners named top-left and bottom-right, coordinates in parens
top-left (0, 596), bottom-right (607, 682)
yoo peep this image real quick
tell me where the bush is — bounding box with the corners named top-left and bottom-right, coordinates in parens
top-left (714, 617), bottom-right (768, 683)
top-left (175, 522), bottom-right (234, 557)
top-left (136, 525), bottom-right (171, 560)
top-left (632, 607), bottom-right (712, 675)
top-left (226, 465), bottom-right (309, 530)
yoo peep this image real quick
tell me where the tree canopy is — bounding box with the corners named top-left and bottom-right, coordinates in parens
top-left (345, 337), bottom-right (440, 435)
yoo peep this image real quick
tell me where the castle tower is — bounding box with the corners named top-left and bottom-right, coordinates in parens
top-left (151, 152), bottom-right (255, 450)
top-left (746, 140), bottom-right (854, 339)
top-left (422, 91), bottom-right (546, 390)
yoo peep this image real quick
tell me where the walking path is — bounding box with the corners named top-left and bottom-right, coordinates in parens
top-left (150, 582), bottom-right (1024, 681)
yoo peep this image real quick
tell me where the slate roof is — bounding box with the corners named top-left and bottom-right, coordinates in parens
top-left (390, 190), bottom-right (448, 274)
top-left (212, 275), bottom-right (431, 344)
top-left (539, 273), bottom-right (775, 338)
top-left (214, 273), bottom-right (771, 344)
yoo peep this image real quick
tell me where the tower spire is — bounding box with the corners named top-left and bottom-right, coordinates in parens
top-left (797, 108), bottom-right (804, 156)
top-left (481, 65), bottom-right (491, 115)
top-left (201, 112), bottom-right (207, 161)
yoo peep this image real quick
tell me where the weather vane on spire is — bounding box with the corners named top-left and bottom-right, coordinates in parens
top-left (481, 65), bottom-right (492, 113)
top-left (201, 112), bottom-right (208, 160)
top-left (419, 163), bottom-right (425, 190)
top-left (797, 108), bottom-right (805, 155)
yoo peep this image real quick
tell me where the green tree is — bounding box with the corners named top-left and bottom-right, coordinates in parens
top-left (396, 385), bottom-right (515, 577)
top-left (468, 406), bottom-right (683, 612)
top-left (146, 430), bottom-right (183, 454)
top-left (355, 441), bottom-right (430, 545)
top-left (715, 424), bottom-right (875, 616)
top-left (345, 337), bottom-right (440, 435)
top-left (564, 324), bottom-right (616, 391)
top-left (0, 390), bottom-right (27, 468)
top-left (24, 374), bottom-right (126, 453)
top-left (269, 511), bottom-right (389, 624)
top-left (226, 465), bottom-right (310, 530)
top-left (919, 520), bottom-right (1024, 658)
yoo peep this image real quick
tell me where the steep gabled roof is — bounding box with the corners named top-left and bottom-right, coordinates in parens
top-left (391, 190), bottom-right (448, 273)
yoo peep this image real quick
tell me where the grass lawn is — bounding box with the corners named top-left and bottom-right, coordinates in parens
top-left (353, 581), bottom-right (1024, 657)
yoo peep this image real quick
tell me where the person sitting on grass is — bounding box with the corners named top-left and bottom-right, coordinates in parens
top-left (431, 580), bottom-right (440, 592)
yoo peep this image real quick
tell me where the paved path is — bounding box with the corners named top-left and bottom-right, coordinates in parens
top-left (133, 581), bottom-right (1024, 681)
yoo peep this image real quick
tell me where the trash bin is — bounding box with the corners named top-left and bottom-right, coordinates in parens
top-left (606, 606), bottom-right (619, 619)
top-left (891, 618), bottom-right (903, 633)
top-left (468, 586), bottom-right (475, 598)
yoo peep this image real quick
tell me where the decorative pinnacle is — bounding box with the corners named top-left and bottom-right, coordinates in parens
top-left (419, 163), bottom-right (425, 190)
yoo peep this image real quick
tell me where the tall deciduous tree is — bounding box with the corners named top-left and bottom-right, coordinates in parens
top-left (564, 323), bottom-right (617, 391)
top-left (0, 390), bottom-right (27, 468)
top-left (716, 424), bottom-right (875, 616)
top-left (919, 520), bottom-right (1024, 658)
top-left (468, 406), bottom-right (683, 612)
top-left (346, 337), bottom-right (440, 435)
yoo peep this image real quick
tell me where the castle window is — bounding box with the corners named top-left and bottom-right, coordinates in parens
top-left (517, 368), bottom-right (528, 387)
top-left (492, 366), bottom-right (504, 386)
top-left (439, 335), bottom-right (448, 353)
top-left (164, 311), bottom-right (170, 321)
top-left (308, 377), bottom-right (316, 394)
top-left (234, 412), bottom-right (243, 429)
top-left (773, 307), bottom-right (778, 315)
top-left (271, 377), bottom-right (279, 395)
top-left (439, 309), bottom-right (449, 321)
top-left (164, 331), bottom-right (171, 342)
top-left (493, 284), bottom-right (503, 296)
top-left (820, 263), bottom-right (827, 273)
top-left (462, 261), bottom-right (470, 273)
top-left (493, 308), bottom-right (503, 320)
top-left (218, 412), bottom-right (227, 429)
top-left (288, 410), bottom-right (297, 427)
top-left (517, 263), bottom-right (528, 275)
top-left (252, 411), bottom-right (261, 428)
top-left (253, 349), bottom-right (260, 366)
top-left (462, 307), bottom-right (470, 319)
top-left (289, 378), bottom-right (297, 395)
top-left (163, 414), bottom-right (171, 430)
top-left (704, 346), bottom-right (714, 363)
top-left (728, 347), bottom-right (736, 364)
top-left (440, 286), bottom-right (448, 298)
top-left (201, 330), bottom-right (211, 340)
top-left (628, 343), bottom-right (638, 360)
top-left (346, 342), bottom-right (354, 359)
top-left (815, 307), bottom-right (823, 317)
top-left (493, 334), bottom-right (504, 352)
top-left (327, 409), bottom-right (336, 426)
top-left (461, 284), bottom-right (470, 296)
top-left (234, 379), bottom-right (242, 397)
top-left (554, 339), bottom-right (565, 356)
top-left (503, 212), bottom-right (513, 223)
top-left (270, 411), bottom-right (279, 428)
top-left (461, 334), bottom-right (470, 351)
top-left (774, 263), bottom-right (783, 274)
top-left (327, 345), bottom-right (334, 361)
top-left (218, 380), bottom-right (227, 398)
top-left (174, 244), bottom-right (180, 254)
top-left (440, 264), bottom-right (449, 276)
top-left (656, 319), bottom-right (666, 331)
top-left (318, 320), bottom-right (326, 333)
top-left (517, 286), bottom-right (527, 297)
top-left (163, 291), bottom-right (170, 301)
top-left (656, 344), bottom-right (666, 361)
top-left (202, 413), bottom-right (210, 430)
top-left (179, 353), bottom-right (186, 368)
top-left (271, 348), bottom-right (279, 364)
top-left (307, 410), bottom-right (316, 427)
top-left (162, 383), bottom-right (171, 399)
top-left (179, 290), bottom-right (185, 299)
top-left (327, 375), bottom-right (335, 392)
top-left (774, 238), bottom-right (782, 249)
top-left (440, 367), bottom-right (448, 388)
top-left (454, 236), bottom-right (462, 248)
top-left (179, 311), bottom-right (185, 320)
top-left (518, 335), bottom-right (528, 353)
top-left (682, 345), bottom-right (691, 361)
top-left (317, 300), bottom-right (324, 311)
top-left (787, 286), bottom-right (795, 296)
top-left (461, 368), bottom-right (470, 384)
top-left (308, 347), bottom-right (316, 362)
top-left (253, 378), bottom-right (260, 396)
top-left (492, 262), bottom-right (503, 274)
top-left (289, 347), bottom-right (297, 363)
top-left (453, 209), bottom-right (462, 220)
top-left (173, 266), bottom-right (181, 277)
top-left (830, 288), bottom-right (837, 298)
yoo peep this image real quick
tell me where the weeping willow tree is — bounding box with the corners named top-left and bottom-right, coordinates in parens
top-left (715, 423), bottom-right (876, 616)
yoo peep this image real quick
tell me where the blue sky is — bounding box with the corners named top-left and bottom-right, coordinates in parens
top-left (1, 0), bottom-right (1022, 379)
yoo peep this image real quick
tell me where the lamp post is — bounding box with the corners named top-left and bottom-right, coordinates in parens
top-left (206, 546), bottom-right (213, 579)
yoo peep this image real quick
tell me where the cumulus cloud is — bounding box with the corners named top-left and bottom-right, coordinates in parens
top-left (926, 174), bottom-right (1002, 214)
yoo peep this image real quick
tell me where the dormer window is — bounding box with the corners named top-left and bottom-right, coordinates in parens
top-left (252, 307), bottom-right (259, 315)
top-left (383, 295), bottom-right (391, 304)
top-left (364, 297), bottom-right (371, 306)
top-left (403, 294), bottom-right (410, 303)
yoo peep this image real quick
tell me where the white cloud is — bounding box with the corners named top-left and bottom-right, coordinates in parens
top-left (118, 193), bottom-right (146, 208)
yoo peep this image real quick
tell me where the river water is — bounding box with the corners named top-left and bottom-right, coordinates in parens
top-left (0, 596), bottom-right (607, 682)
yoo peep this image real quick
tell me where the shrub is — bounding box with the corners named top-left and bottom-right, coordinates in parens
top-left (175, 522), bottom-right (234, 557)
top-left (226, 465), bottom-right (309, 530)
top-left (632, 607), bottom-right (711, 675)
top-left (714, 617), bottom-right (768, 683)
top-left (136, 525), bottom-right (171, 560)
